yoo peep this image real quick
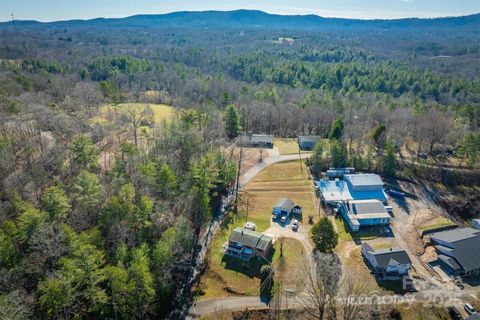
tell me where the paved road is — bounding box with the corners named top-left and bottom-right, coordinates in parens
top-left (191, 296), bottom-right (268, 316)
top-left (239, 152), bottom-right (311, 188)
top-left (190, 288), bottom-right (476, 317)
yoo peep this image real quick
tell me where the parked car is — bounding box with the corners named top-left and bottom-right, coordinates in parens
top-left (464, 303), bottom-right (476, 315)
top-left (447, 306), bottom-right (462, 320)
top-left (280, 215), bottom-right (287, 223)
top-left (292, 219), bottom-right (299, 231)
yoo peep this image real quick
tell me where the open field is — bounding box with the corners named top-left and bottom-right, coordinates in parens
top-left (89, 103), bottom-right (174, 125)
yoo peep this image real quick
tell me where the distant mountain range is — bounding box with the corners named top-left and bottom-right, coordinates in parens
top-left (1, 10), bottom-right (480, 31)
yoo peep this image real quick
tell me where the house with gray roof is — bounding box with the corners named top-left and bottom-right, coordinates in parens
top-left (226, 227), bottom-right (273, 261)
top-left (340, 199), bottom-right (391, 231)
top-left (361, 243), bottom-right (412, 276)
top-left (430, 227), bottom-right (480, 277)
top-left (297, 135), bottom-right (322, 150)
top-left (272, 198), bottom-right (301, 218)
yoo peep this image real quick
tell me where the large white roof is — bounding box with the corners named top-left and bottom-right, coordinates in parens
top-left (344, 174), bottom-right (384, 187)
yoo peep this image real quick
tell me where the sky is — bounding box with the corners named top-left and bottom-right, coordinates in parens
top-left (1, 0), bottom-right (479, 22)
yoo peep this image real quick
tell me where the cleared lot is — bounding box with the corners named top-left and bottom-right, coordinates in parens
top-left (197, 160), bottom-right (316, 300)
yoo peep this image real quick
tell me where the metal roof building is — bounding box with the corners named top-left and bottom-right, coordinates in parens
top-left (362, 243), bottom-right (412, 276)
top-left (430, 228), bottom-right (480, 277)
top-left (340, 200), bottom-right (391, 231)
top-left (297, 135), bottom-right (322, 150)
top-left (316, 173), bottom-right (388, 205)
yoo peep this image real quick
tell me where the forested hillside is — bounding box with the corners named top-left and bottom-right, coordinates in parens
top-left (0, 10), bottom-right (479, 319)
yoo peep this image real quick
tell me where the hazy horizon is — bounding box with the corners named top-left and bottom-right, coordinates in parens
top-left (1, 0), bottom-right (479, 23)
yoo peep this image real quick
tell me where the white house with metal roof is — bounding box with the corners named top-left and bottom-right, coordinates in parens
top-left (361, 243), bottom-right (412, 276)
top-left (339, 199), bottom-right (391, 231)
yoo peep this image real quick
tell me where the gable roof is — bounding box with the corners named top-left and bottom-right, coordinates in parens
top-left (257, 235), bottom-right (273, 251)
top-left (251, 134), bottom-right (274, 143)
top-left (371, 248), bottom-right (412, 268)
top-left (431, 227), bottom-right (479, 244)
top-left (229, 227), bottom-right (263, 248)
top-left (273, 198), bottom-right (296, 213)
top-left (351, 200), bottom-right (387, 215)
top-left (431, 228), bottom-right (480, 272)
top-left (298, 135), bottom-right (322, 143)
top-left (344, 174), bottom-right (384, 187)
top-left (438, 254), bottom-right (462, 271)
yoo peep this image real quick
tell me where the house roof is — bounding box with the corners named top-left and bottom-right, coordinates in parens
top-left (466, 314), bottom-right (480, 320)
top-left (230, 227), bottom-right (263, 248)
top-left (371, 248), bottom-right (412, 268)
top-left (431, 228), bottom-right (480, 272)
top-left (257, 235), bottom-right (273, 251)
top-left (273, 198), bottom-right (296, 213)
top-left (298, 136), bottom-right (322, 143)
top-left (351, 200), bottom-right (387, 215)
top-left (430, 227), bottom-right (479, 244)
top-left (349, 200), bottom-right (390, 220)
top-left (251, 134), bottom-right (274, 143)
top-left (344, 174), bottom-right (384, 187)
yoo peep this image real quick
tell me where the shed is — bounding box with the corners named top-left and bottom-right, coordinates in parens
top-left (297, 135), bottom-right (322, 150)
top-left (272, 198), bottom-right (301, 217)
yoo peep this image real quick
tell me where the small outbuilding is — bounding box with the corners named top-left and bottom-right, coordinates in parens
top-left (297, 135), bottom-right (322, 150)
top-left (239, 134), bottom-right (274, 148)
top-left (272, 198), bottom-right (302, 218)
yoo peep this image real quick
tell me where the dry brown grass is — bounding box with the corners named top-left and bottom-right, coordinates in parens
top-left (242, 160), bottom-right (317, 231)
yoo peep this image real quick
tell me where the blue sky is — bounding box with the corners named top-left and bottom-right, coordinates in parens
top-left (1, 0), bottom-right (479, 22)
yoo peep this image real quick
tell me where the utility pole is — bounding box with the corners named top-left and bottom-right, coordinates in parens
top-left (11, 13), bottom-right (19, 39)
top-left (234, 147), bottom-right (244, 213)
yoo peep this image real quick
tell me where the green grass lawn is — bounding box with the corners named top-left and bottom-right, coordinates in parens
top-left (418, 216), bottom-right (456, 232)
top-left (334, 217), bottom-right (380, 242)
